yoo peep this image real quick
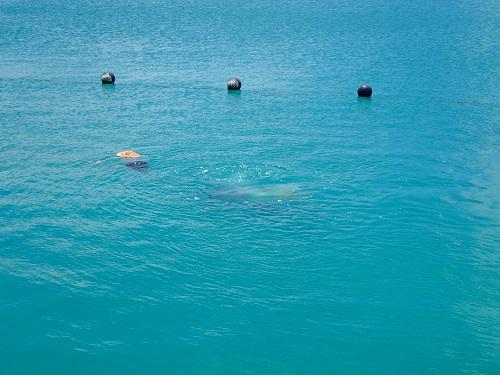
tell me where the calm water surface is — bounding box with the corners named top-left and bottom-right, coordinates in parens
top-left (0, 0), bottom-right (499, 373)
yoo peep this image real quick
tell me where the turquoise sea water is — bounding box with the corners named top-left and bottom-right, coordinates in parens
top-left (1, 0), bottom-right (499, 373)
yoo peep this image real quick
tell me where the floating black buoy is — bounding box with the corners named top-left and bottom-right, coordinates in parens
top-left (227, 77), bottom-right (241, 91)
top-left (101, 71), bottom-right (115, 84)
top-left (357, 84), bottom-right (372, 98)
top-left (126, 160), bottom-right (148, 170)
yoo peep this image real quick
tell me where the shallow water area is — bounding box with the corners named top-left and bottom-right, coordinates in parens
top-left (0, 0), bottom-right (499, 374)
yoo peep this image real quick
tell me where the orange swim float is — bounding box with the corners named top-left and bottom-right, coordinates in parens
top-left (116, 150), bottom-right (141, 159)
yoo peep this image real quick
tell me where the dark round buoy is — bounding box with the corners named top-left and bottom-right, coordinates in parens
top-left (227, 77), bottom-right (241, 91)
top-left (126, 160), bottom-right (148, 170)
top-left (101, 71), bottom-right (115, 84)
top-left (357, 84), bottom-right (372, 98)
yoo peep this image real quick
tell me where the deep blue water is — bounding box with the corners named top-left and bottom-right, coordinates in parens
top-left (1, 0), bottom-right (499, 373)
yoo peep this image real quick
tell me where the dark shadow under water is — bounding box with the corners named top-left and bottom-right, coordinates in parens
top-left (126, 160), bottom-right (149, 170)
